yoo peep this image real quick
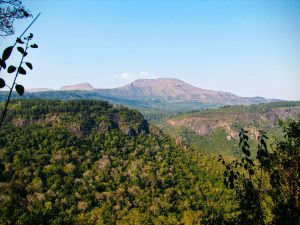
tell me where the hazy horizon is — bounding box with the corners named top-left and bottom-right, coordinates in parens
top-left (1, 0), bottom-right (300, 100)
top-left (8, 77), bottom-right (291, 101)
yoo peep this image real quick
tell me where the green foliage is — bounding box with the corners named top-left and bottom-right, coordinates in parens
top-left (164, 126), bottom-right (238, 155)
top-left (220, 129), bottom-right (265, 224)
top-left (161, 101), bottom-right (300, 156)
top-left (0, 99), bottom-right (236, 224)
top-left (270, 119), bottom-right (300, 225)
top-left (220, 118), bottom-right (300, 225)
top-left (0, 30), bottom-right (39, 127)
top-left (0, 17), bottom-right (40, 186)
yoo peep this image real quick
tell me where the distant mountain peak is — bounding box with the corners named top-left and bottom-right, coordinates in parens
top-left (118, 77), bottom-right (224, 102)
top-left (18, 78), bottom-right (275, 110)
top-left (127, 78), bottom-right (191, 87)
top-left (112, 77), bottom-right (272, 105)
top-left (61, 83), bottom-right (95, 91)
top-left (121, 78), bottom-right (197, 91)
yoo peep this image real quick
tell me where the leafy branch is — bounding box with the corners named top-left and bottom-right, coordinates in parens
top-left (0, 13), bottom-right (40, 128)
top-left (219, 120), bottom-right (300, 225)
top-left (219, 129), bottom-right (267, 225)
top-left (0, 33), bottom-right (38, 127)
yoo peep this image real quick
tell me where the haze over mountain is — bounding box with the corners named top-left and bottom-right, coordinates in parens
top-left (57, 78), bottom-right (276, 104)
top-left (96, 78), bottom-right (275, 105)
top-left (61, 83), bottom-right (95, 91)
top-left (26, 88), bottom-right (54, 93)
top-left (0, 78), bottom-right (280, 114)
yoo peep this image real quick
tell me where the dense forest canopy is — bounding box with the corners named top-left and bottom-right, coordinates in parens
top-left (0, 99), bottom-right (236, 224)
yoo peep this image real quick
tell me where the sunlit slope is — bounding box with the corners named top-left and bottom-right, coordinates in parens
top-left (161, 101), bottom-right (300, 155)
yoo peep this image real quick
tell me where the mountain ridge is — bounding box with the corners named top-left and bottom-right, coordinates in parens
top-left (58, 78), bottom-right (277, 105)
top-left (61, 82), bottom-right (95, 91)
top-left (0, 78), bottom-right (282, 114)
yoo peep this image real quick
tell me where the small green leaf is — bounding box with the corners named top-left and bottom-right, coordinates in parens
top-left (31, 44), bottom-right (38, 48)
top-left (25, 62), bottom-right (33, 70)
top-left (2, 46), bottom-right (13, 61)
top-left (7, 65), bottom-right (16, 73)
top-left (15, 84), bottom-right (24, 96)
top-left (28, 33), bottom-right (33, 39)
top-left (16, 38), bottom-right (24, 44)
top-left (245, 150), bottom-right (251, 157)
top-left (0, 78), bottom-right (5, 88)
top-left (18, 66), bottom-right (26, 75)
top-left (17, 47), bottom-right (25, 54)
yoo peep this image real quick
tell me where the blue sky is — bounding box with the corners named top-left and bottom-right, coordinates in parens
top-left (2, 0), bottom-right (300, 100)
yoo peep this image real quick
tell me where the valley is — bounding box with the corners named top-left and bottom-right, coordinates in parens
top-left (1, 0), bottom-right (299, 223)
top-left (159, 101), bottom-right (300, 155)
top-left (0, 80), bottom-right (299, 224)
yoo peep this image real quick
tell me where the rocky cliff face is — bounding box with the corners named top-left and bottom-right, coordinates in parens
top-left (11, 100), bottom-right (149, 138)
top-left (167, 106), bottom-right (300, 140)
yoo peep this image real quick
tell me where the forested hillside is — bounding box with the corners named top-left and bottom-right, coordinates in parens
top-left (161, 101), bottom-right (300, 155)
top-left (0, 99), bottom-right (235, 224)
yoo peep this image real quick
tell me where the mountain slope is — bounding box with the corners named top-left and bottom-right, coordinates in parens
top-left (0, 78), bottom-right (279, 116)
top-left (96, 78), bottom-right (274, 105)
top-left (160, 101), bottom-right (300, 155)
